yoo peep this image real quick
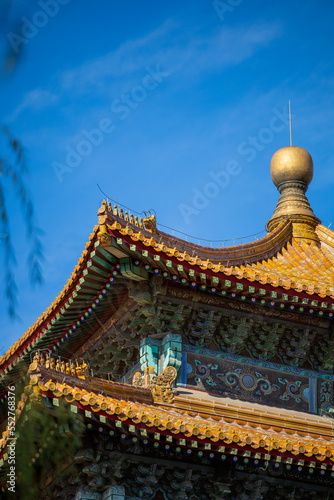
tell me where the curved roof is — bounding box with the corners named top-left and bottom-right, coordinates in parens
top-left (3, 360), bottom-right (332, 465)
top-left (102, 203), bottom-right (334, 299)
top-left (1, 198), bottom-right (334, 386)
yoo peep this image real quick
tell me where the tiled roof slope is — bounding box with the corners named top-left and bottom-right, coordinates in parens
top-left (102, 204), bottom-right (334, 299)
top-left (1, 203), bottom-right (334, 382)
top-left (1, 362), bottom-right (333, 466)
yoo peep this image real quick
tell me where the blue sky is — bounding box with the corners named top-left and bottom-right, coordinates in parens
top-left (1, 0), bottom-right (334, 353)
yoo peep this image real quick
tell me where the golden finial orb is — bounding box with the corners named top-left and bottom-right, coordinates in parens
top-left (270, 146), bottom-right (313, 188)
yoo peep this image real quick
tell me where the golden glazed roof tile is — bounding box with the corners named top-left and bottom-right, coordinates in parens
top-left (2, 202), bottom-right (334, 376)
top-left (11, 367), bottom-right (334, 464)
top-left (232, 235), bottom-right (334, 295)
top-left (97, 193), bottom-right (334, 297)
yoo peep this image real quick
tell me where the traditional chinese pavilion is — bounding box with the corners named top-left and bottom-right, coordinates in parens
top-left (1, 146), bottom-right (334, 499)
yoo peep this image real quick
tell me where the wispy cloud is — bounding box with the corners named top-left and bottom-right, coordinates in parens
top-left (58, 20), bottom-right (282, 94)
top-left (6, 88), bottom-right (58, 122)
top-left (168, 22), bottom-right (282, 77)
top-left (59, 20), bottom-right (176, 93)
top-left (7, 19), bottom-right (282, 121)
